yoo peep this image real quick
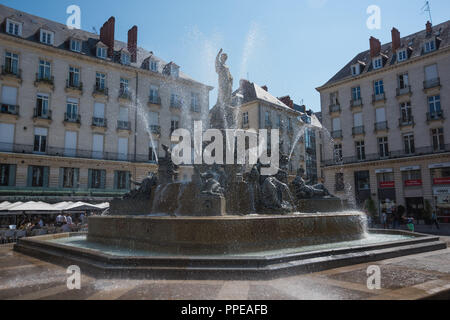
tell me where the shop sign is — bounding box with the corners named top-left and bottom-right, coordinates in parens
top-left (429, 162), bottom-right (450, 169)
top-left (433, 177), bottom-right (450, 185)
top-left (400, 166), bottom-right (420, 172)
top-left (379, 181), bottom-right (395, 188)
top-left (375, 168), bottom-right (393, 174)
top-left (405, 179), bottom-right (422, 187)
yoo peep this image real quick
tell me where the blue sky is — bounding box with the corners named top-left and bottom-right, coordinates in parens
top-left (3, 0), bottom-right (449, 111)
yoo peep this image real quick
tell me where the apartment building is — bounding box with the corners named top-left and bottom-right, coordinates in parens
top-left (317, 21), bottom-right (450, 220)
top-left (224, 79), bottom-right (322, 180)
top-left (0, 5), bottom-right (212, 201)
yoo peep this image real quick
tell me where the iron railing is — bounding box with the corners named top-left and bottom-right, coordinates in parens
top-left (424, 78), bottom-right (441, 90)
top-left (93, 85), bottom-right (108, 96)
top-left (399, 116), bottom-right (414, 127)
top-left (331, 130), bottom-right (343, 139)
top-left (117, 120), bottom-right (131, 130)
top-left (66, 79), bottom-right (83, 91)
top-left (150, 125), bottom-right (161, 135)
top-left (350, 99), bottom-right (363, 109)
top-left (170, 100), bottom-right (182, 109)
top-left (64, 113), bottom-right (81, 124)
top-left (396, 86), bottom-right (412, 96)
top-left (372, 92), bottom-right (386, 103)
top-left (427, 110), bottom-right (444, 121)
top-left (92, 117), bottom-right (107, 127)
top-left (329, 104), bottom-right (341, 113)
top-left (352, 126), bottom-right (365, 136)
top-left (0, 104), bottom-right (19, 115)
top-left (1, 65), bottom-right (21, 78)
top-left (118, 89), bottom-right (132, 100)
top-left (375, 121), bottom-right (388, 132)
top-left (35, 73), bottom-right (54, 85)
top-left (149, 96), bottom-right (161, 105)
top-left (33, 108), bottom-right (52, 120)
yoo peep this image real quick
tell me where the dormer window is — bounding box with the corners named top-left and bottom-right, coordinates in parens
top-left (121, 52), bottom-right (130, 65)
top-left (373, 57), bottom-right (383, 70)
top-left (150, 60), bottom-right (158, 72)
top-left (70, 39), bottom-right (81, 52)
top-left (170, 64), bottom-right (179, 78)
top-left (6, 19), bottom-right (22, 37)
top-left (351, 64), bottom-right (361, 76)
top-left (97, 46), bottom-right (107, 59)
top-left (424, 39), bottom-right (436, 53)
top-left (397, 49), bottom-right (408, 62)
top-left (40, 29), bottom-right (54, 45)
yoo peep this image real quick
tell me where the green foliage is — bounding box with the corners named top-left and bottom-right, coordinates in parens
top-left (365, 198), bottom-right (377, 218)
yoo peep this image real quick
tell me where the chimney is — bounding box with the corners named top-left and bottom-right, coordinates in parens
top-left (369, 36), bottom-right (381, 58)
top-left (128, 26), bottom-right (138, 63)
top-left (261, 85), bottom-right (268, 92)
top-left (391, 27), bottom-right (401, 52)
top-left (279, 96), bottom-right (294, 109)
top-left (426, 21), bottom-right (433, 35)
top-left (100, 17), bottom-right (115, 58)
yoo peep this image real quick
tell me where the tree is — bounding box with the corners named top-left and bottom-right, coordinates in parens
top-left (365, 198), bottom-right (378, 223)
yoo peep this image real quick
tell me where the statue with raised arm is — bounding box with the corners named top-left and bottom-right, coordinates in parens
top-left (216, 49), bottom-right (233, 107)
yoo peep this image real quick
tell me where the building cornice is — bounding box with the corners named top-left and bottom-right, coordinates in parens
top-left (316, 45), bottom-right (450, 92)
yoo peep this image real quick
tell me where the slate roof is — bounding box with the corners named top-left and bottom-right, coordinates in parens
top-left (319, 20), bottom-right (450, 89)
top-left (0, 4), bottom-right (210, 88)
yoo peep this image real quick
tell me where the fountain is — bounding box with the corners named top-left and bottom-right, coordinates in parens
top-left (14, 50), bottom-right (447, 279)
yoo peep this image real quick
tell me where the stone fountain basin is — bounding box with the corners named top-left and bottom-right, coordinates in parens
top-left (87, 213), bottom-right (366, 255)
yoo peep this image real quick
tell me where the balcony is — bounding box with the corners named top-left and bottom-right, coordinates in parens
top-left (399, 116), bottom-right (415, 128)
top-left (427, 110), bottom-right (445, 122)
top-left (423, 78), bottom-right (441, 91)
top-left (374, 121), bottom-right (388, 132)
top-left (117, 120), bottom-right (131, 131)
top-left (396, 86), bottom-right (412, 97)
top-left (331, 130), bottom-right (343, 139)
top-left (1, 65), bottom-right (22, 82)
top-left (65, 79), bottom-right (83, 93)
top-left (118, 89), bottom-right (132, 101)
top-left (352, 126), bottom-right (365, 136)
top-left (350, 99), bottom-right (363, 109)
top-left (372, 92), bottom-right (386, 104)
top-left (323, 144), bottom-right (450, 167)
top-left (64, 113), bottom-right (81, 124)
top-left (0, 142), bottom-right (156, 164)
top-left (0, 104), bottom-right (19, 116)
top-left (33, 108), bottom-right (52, 120)
top-left (329, 104), bottom-right (341, 114)
top-left (150, 125), bottom-right (161, 135)
top-left (92, 117), bottom-right (107, 128)
top-left (170, 100), bottom-right (182, 109)
top-left (148, 96), bottom-right (161, 106)
top-left (93, 85), bottom-right (109, 98)
top-left (35, 73), bottom-right (54, 90)
top-left (265, 121), bottom-right (273, 129)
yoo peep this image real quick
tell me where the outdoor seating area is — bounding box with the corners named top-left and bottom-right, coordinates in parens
top-left (0, 201), bottom-right (108, 243)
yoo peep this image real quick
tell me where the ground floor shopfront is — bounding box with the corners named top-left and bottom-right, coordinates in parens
top-left (323, 153), bottom-right (450, 223)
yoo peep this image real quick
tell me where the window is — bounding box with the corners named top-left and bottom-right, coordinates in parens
top-left (355, 171), bottom-right (370, 190)
top-left (5, 52), bottom-right (19, 75)
top-left (352, 87), bottom-right (361, 101)
top-left (118, 138), bottom-right (128, 161)
top-left (95, 73), bottom-right (106, 90)
top-left (38, 60), bottom-right (51, 80)
top-left (97, 46), bottom-right (107, 59)
top-left (424, 40), bottom-right (436, 53)
top-left (115, 171), bottom-right (130, 190)
top-left (36, 94), bottom-right (50, 118)
top-left (66, 99), bottom-right (79, 121)
top-left (121, 52), bottom-right (130, 65)
top-left (276, 114), bottom-right (281, 128)
top-left (6, 19), bottom-right (22, 36)
top-left (397, 49), bottom-right (408, 62)
top-left (171, 93), bottom-right (182, 108)
top-left (0, 123), bottom-right (15, 152)
top-left (330, 92), bottom-right (339, 105)
top-left (70, 39), bottom-right (81, 52)
top-left (2, 86), bottom-right (17, 106)
top-left (29, 166), bottom-right (48, 187)
top-left (373, 57), bottom-right (383, 70)
top-left (378, 137), bottom-right (389, 158)
top-left (89, 169), bottom-right (105, 189)
top-left (33, 128), bottom-right (48, 153)
top-left (287, 118), bottom-right (292, 130)
top-left (428, 95), bottom-right (441, 116)
top-left (62, 168), bottom-right (77, 188)
top-left (404, 133), bottom-right (415, 154)
top-left (92, 134), bottom-right (104, 159)
top-left (120, 78), bottom-right (129, 95)
top-left (64, 131), bottom-right (77, 157)
top-left (150, 60), bottom-right (158, 72)
top-left (149, 85), bottom-right (159, 103)
top-left (191, 93), bottom-right (200, 112)
top-left (400, 102), bottom-right (413, 124)
top-left (170, 64), bottom-right (179, 78)
top-left (356, 141), bottom-right (365, 161)
top-left (93, 103), bottom-right (105, 126)
top-left (0, 164), bottom-right (15, 187)
top-left (398, 73), bottom-right (409, 89)
top-left (170, 118), bottom-right (179, 134)
top-left (432, 128), bottom-right (444, 152)
top-left (402, 170), bottom-right (422, 186)
top-left (334, 144), bottom-right (343, 162)
top-left (68, 67), bottom-right (80, 87)
top-left (243, 112), bottom-right (249, 126)
top-left (374, 80), bottom-right (384, 95)
top-left (335, 173), bottom-right (345, 191)
top-left (149, 142), bottom-right (158, 162)
top-left (265, 111), bottom-right (271, 127)
top-left (40, 30), bottom-right (54, 45)
top-left (351, 64), bottom-right (360, 76)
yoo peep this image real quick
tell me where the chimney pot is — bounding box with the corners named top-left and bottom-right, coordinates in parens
top-left (261, 85), bottom-right (268, 92)
top-left (426, 21), bottom-right (433, 34)
top-left (391, 27), bottom-right (401, 52)
top-left (100, 17), bottom-right (115, 58)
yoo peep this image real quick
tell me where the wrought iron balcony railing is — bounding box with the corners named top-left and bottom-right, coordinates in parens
top-left (329, 104), bottom-right (341, 113)
top-left (350, 99), bottom-right (363, 109)
top-left (0, 104), bottom-right (19, 115)
top-left (375, 121), bottom-right (388, 132)
top-left (1, 65), bottom-right (21, 78)
top-left (427, 110), bottom-right (444, 121)
top-left (92, 117), bottom-right (107, 127)
top-left (64, 113), bottom-right (81, 124)
top-left (396, 86), bottom-right (412, 96)
top-left (424, 78), bottom-right (441, 90)
top-left (35, 73), bottom-right (54, 85)
top-left (399, 116), bottom-right (414, 127)
top-left (33, 108), bottom-right (52, 120)
top-left (93, 85), bottom-right (109, 96)
top-left (352, 126), bottom-right (365, 136)
top-left (150, 125), bottom-right (161, 135)
top-left (149, 96), bottom-right (161, 105)
top-left (331, 130), bottom-right (343, 139)
top-left (372, 92), bottom-right (386, 103)
top-left (117, 120), bottom-right (131, 130)
top-left (66, 79), bottom-right (83, 91)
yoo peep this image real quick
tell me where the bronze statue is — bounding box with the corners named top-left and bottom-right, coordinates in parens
top-left (292, 168), bottom-right (333, 199)
top-left (125, 172), bottom-right (158, 200)
top-left (200, 170), bottom-right (224, 196)
top-left (215, 48), bottom-right (233, 107)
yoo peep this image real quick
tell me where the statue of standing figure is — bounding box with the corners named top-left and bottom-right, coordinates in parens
top-left (216, 49), bottom-right (233, 107)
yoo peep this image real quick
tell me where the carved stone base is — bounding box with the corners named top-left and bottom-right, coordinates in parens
top-left (194, 194), bottom-right (226, 217)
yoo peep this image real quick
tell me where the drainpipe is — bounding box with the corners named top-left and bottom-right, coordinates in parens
top-left (134, 71), bottom-right (139, 179)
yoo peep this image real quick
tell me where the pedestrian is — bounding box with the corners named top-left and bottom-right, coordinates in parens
top-left (66, 214), bottom-right (73, 226)
top-left (382, 210), bottom-right (388, 229)
top-left (406, 217), bottom-right (415, 232)
top-left (431, 211), bottom-right (440, 230)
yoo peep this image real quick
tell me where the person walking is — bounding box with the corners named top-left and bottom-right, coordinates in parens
top-left (431, 211), bottom-right (440, 230)
top-left (406, 217), bottom-right (415, 232)
top-left (382, 211), bottom-right (388, 229)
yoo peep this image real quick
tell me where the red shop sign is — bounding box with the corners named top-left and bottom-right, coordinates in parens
top-left (433, 177), bottom-right (450, 185)
top-left (405, 179), bottom-right (423, 187)
top-left (379, 181), bottom-right (395, 189)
